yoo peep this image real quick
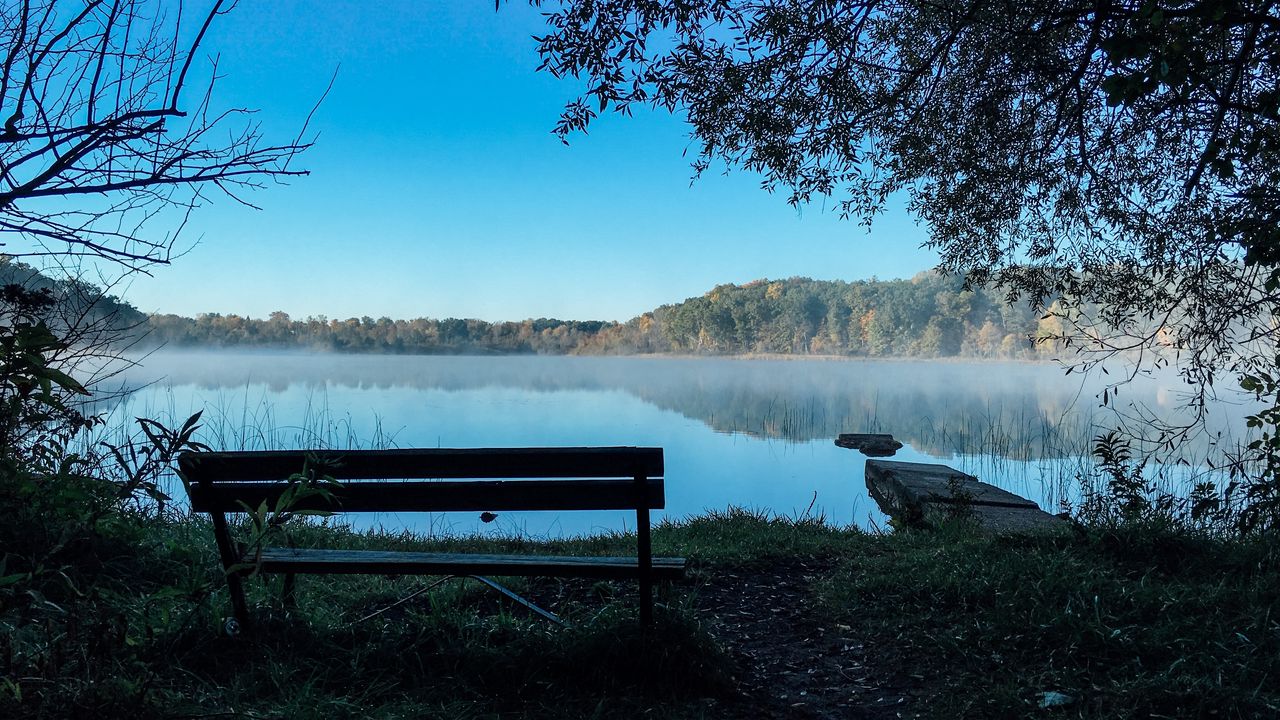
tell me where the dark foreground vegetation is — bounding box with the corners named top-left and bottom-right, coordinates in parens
top-left (3, 498), bottom-right (1278, 719)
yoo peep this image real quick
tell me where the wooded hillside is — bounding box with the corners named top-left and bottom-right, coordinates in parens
top-left (4, 260), bottom-right (1066, 358)
top-left (141, 273), bottom-right (1061, 358)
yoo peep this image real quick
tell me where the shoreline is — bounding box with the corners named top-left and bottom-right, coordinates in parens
top-left (120, 345), bottom-right (1065, 365)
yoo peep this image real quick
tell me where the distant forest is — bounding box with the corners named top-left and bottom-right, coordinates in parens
top-left (3, 259), bottom-right (1065, 358)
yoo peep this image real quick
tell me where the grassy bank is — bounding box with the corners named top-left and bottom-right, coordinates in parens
top-left (2, 507), bottom-right (1277, 719)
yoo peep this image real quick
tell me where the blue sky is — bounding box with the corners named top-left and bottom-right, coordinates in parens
top-left (121, 1), bottom-right (940, 322)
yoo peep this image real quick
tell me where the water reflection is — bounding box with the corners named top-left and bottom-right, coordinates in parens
top-left (88, 352), bottom-right (1254, 536)
top-left (101, 352), bottom-right (1250, 461)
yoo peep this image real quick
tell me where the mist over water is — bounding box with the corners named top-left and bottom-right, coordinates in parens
top-left (94, 351), bottom-right (1257, 536)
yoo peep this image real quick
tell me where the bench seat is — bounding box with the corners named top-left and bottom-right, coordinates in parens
top-left (254, 547), bottom-right (687, 579)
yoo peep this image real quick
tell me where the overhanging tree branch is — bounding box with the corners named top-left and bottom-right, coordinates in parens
top-left (0, 0), bottom-right (312, 268)
top-left (514, 0), bottom-right (1280, 462)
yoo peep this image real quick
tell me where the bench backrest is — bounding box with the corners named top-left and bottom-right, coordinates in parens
top-left (178, 447), bottom-right (665, 513)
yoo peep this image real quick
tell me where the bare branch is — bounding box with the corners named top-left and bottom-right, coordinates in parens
top-left (0, 0), bottom-right (313, 267)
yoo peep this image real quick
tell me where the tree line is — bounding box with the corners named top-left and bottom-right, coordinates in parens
top-left (136, 272), bottom-right (1064, 359)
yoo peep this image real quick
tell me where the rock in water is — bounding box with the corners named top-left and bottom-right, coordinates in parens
top-left (834, 433), bottom-right (903, 456)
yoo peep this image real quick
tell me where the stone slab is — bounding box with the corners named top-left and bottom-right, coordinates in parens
top-left (865, 460), bottom-right (1039, 508)
top-left (865, 459), bottom-right (1068, 533)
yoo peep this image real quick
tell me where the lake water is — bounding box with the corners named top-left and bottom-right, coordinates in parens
top-left (94, 352), bottom-right (1252, 537)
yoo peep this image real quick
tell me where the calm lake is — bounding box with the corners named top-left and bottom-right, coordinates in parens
top-left (96, 352), bottom-right (1251, 537)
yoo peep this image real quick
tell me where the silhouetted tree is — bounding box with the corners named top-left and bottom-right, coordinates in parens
top-left (524, 0), bottom-right (1280, 431)
top-left (0, 0), bottom-right (314, 270)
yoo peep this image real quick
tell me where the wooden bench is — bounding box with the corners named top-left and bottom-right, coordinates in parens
top-left (177, 446), bottom-right (685, 627)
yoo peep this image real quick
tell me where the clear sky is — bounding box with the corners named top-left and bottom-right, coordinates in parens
top-left (118, 1), bottom-right (940, 323)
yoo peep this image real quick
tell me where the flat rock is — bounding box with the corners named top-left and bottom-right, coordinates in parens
top-left (834, 433), bottom-right (903, 457)
top-left (864, 459), bottom-right (1068, 533)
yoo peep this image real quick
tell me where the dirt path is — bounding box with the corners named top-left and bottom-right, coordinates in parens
top-left (516, 557), bottom-right (927, 717)
top-left (693, 558), bottom-right (922, 719)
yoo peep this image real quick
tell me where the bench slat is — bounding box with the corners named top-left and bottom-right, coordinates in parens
top-left (178, 447), bottom-right (663, 482)
top-left (254, 547), bottom-right (687, 581)
top-left (189, 477), bottom-right (665, 513)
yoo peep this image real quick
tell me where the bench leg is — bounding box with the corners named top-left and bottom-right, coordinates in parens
top-left (210, 509), bottom-right (251, 631)
top-left (637, 501), bottom-right (654, 626)
top-left (640, 578), bottom-right (653, 626)
top-left (282, 572), bottom-right (298, 609)
top-left (227, 571), bottom-right (250, 629)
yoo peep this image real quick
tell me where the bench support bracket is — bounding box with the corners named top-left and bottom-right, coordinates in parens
top-left (463, 575), bottom-right (566, 626)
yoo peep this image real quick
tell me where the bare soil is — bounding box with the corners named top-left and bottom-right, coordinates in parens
top-left (517, 556), bottom-right (930, 719)
top-left (691, 557), bottom-right (926, 720)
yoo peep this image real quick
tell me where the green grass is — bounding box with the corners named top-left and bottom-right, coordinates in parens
top-left (818, 522), bottom-right (1280, 717)
top-left (2, 508), bottom-right (1277, 719)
